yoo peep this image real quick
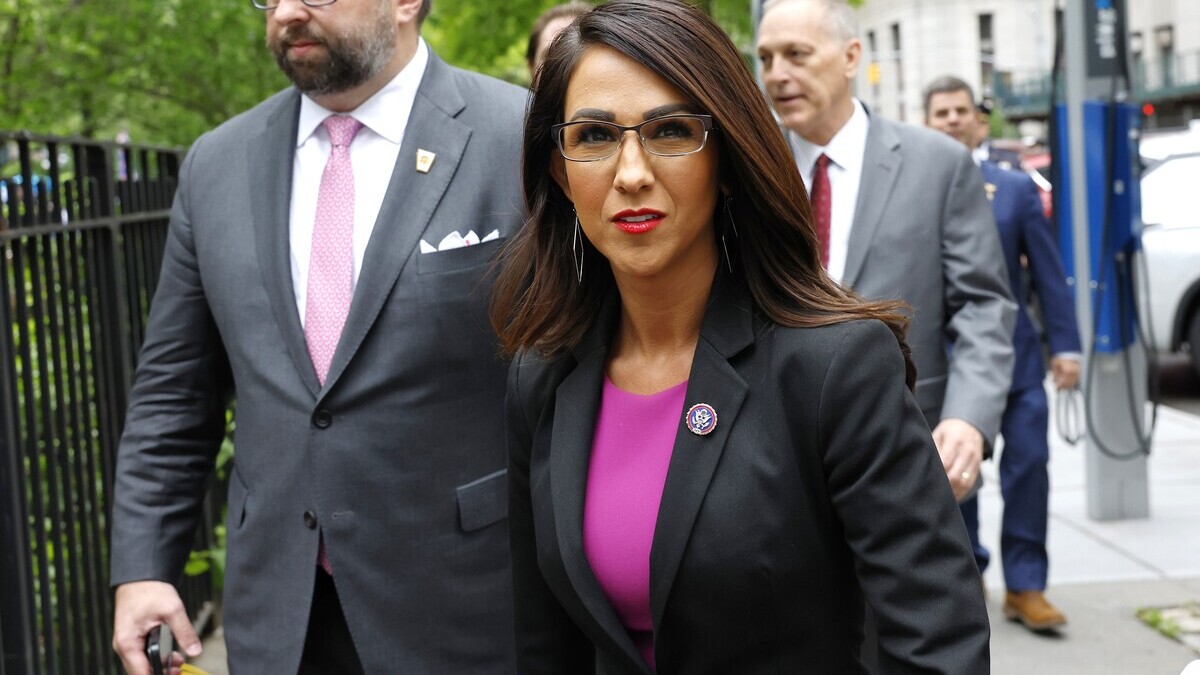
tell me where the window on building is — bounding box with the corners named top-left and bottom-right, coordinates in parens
top-left (1156, 25), bottom-right (1174, 89)
top-left (978, 13), bottom-right (994, 95)
top-left (891, 22), bottom-right (904, 121)
top-left (867, 29), bottom-right (881, 109)
top-left (1130, 31), bottom-right (1144, 91)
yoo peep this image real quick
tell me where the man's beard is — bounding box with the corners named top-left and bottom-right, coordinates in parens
top-left (269, 11), bottom-right (395, 96)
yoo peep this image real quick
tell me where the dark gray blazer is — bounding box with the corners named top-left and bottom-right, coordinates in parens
top-left (793, 111), bottom-right (1016, 443)
top-left (507, 274), bottom-right (991, 674)
top-left (109, 51), bottom-right (525, 673)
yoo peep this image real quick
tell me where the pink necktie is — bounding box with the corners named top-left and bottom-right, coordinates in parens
top-left (306, 115), bottom-right (362, 575)
top-left (305, 115), bottom-right (362, 385)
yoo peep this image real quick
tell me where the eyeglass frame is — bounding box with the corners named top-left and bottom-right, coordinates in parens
top-left (251, 0), bottom-right (337, 10)
top-left (551, 114), bottom-right (716, 162)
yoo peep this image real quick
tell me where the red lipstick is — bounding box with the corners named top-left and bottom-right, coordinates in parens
top-left (611, 208), bottom-right (666, 234)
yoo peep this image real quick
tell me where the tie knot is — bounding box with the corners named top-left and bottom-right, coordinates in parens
top-left (815, 153), bottom-right (832, 170)
top-left (323, 115), bottom-right (363, 148)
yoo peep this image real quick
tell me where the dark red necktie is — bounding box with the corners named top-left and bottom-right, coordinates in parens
top-left (811, 153), bottom-right (832, 268)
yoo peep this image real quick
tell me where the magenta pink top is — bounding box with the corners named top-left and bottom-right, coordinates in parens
top-left (583, 377), bottom-right (688, 673)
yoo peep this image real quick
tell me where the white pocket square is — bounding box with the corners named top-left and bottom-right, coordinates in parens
top-left (419, 229), bottom-right (500, 253)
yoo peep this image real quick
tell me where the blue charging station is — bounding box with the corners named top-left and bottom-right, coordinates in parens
top-left (1054, 101), bottom-right (1142, 354)
top-left (1058, 0), bottom-right (1151, 520)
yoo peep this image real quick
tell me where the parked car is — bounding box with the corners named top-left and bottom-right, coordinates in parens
top-left (1139, 151), bottom-right (1200, 377)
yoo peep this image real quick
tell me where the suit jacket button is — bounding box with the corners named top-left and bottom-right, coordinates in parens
top-left (312, 409), bottom-right (332, 428)
top-left (303, 511), bottom-right (318, 529)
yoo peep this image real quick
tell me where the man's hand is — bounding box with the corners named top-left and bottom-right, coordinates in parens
top-left (932, 418), bottom-right (984, 501)
top-left (1051, 356), bottom-right (1081, 391)
top-left (113, 581), bottom-right (201, 675)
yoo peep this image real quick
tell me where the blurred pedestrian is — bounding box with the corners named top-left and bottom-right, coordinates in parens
top-left (109, 0), bottom-right (525, 673)
top-left (493, 1), bottom-right (991, 672)
top-left (973, 98), bottom-right (1022, 169)
top-left (757, 0), bottom-right (1015, 502)
top-left (527, 1), bottom-right (591, 78)
top-left (926, 74), bottom-right (1082, 632)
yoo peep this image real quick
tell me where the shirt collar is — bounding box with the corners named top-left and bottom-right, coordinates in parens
top-left (971, 144), bottom-right (987, 166)
top-left (790, 98), bottom-right (869, 173)
top-left (296, 37), bottom-right (430, 147)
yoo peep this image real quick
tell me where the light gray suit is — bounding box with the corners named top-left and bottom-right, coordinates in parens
top-left (110, 51), bottom-right (525, 673)
top-left (793, 110), bottom-right (1016, 444)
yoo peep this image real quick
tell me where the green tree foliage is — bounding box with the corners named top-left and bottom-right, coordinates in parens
top-left (425, 0), bottom-right (760, 87)
top-left (1, 0), bottom-right (863, 147)
top-left (1, 0), bottom-right (287, 147)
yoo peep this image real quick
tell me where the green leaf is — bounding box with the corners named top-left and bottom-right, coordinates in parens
top-left (184, 553), bottom-right (211, 577)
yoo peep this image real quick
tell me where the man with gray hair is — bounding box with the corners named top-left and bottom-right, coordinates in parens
top-left (758, 0), bottom-right (1015, 505)
top-left (109, 0), bottom-right (524, 672)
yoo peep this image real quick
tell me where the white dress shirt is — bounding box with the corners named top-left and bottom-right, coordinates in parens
top-left (972, 144), bottom-right (989, 165)
top-left (788, 99), bottom-right (870, 283)
top-left (289, 38), bottom-right (430, 326)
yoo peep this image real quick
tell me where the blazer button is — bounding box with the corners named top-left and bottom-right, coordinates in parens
top-left (303, 511), bottom-right (318, 530)
top-left (312, 409), bottom-right (332, 428)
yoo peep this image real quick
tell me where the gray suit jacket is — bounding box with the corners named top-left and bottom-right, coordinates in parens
top-left (794, 111), bottom-right (1015, 443)
top-left (110, 52), bottom-right (525, 673)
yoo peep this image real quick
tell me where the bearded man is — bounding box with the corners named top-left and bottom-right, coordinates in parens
top-left (109, 0), bottom-right (525, 672)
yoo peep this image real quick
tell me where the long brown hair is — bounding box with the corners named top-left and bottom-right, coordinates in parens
top-left (490, 0), bottom-right (915, 387)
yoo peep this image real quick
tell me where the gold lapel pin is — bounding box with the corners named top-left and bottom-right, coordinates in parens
top-left (984, 183), bottom-right (997, 202)
top-left (416, 149), bottom-right (436, 174)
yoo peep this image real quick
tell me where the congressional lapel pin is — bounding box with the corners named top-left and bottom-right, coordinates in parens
top-left (416, 149), bottom-right (436, 174)
top-left (984, 183), bottom-right (997, 202)
top-left (685, 403), bottom-right (718, 436)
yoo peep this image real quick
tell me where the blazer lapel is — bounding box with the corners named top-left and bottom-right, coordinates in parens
top-left (249, 90), bottom-right (321, 397)
top-left (842, 110), bottom-right (902, 288)
top-left (550, 297), bottom-right (649, 673)
top-left (321, 53), bottom-right (471, 391)
top-left (649, 275), bottom-right (754, 633)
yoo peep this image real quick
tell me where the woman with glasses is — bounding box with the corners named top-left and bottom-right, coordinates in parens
top-left (490, 1), bottom-right (990, 672)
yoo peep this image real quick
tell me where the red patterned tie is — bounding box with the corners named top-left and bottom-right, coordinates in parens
top-left (306, 115), bottom-right (363, 575)
top-left (811, 153), bottom-right (832, 268)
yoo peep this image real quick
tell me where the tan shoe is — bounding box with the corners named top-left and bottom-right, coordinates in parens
top-left (1004, 590), bottom-right (1067, 631)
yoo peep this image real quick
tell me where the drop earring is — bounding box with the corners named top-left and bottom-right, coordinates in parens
top-left (572, 212), bottom-right (584, 283)
top-left (724, 194), bottom-right (739, 238)
top-left (721, 195), bottom-right (738, 273)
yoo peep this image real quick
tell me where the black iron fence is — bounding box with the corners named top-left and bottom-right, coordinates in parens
top-left (0, 132), bottom-right (224, 675)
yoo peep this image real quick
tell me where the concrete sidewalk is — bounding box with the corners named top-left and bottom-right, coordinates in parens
top-left (981, 399), bottom-right (1200, 674)
top-left (195, 396), bottom-right (1200, 675)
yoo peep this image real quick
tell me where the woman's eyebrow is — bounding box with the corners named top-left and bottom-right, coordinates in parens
top-left (643, 103), bottom-right (696, 120)
top-left (567, 103), bottom-right (698, 123)
top-left (568, 108), bottom-right (615, 122)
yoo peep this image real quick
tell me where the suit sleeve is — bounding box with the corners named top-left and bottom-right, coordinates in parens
top-left (819, 321), bottom-right (990, 674)
top-left (109, 134), bottom-right (232, 587)
top-left (938, 150), bottom-right (1017, 443)
top-left (1018, 174), bottom-right (1082, 355)
top-left (507, 354), bottom-right (595, 674)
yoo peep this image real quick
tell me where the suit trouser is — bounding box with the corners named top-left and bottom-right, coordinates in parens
top-left (959, 383), bottom-right (1051, 591)
top-left (298, 567), bottom-right (365, 675)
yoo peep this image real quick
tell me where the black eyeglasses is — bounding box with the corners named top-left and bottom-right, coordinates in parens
top-left (252, 0), bottom-right (336, 9)
top-left (552, 114), bottom-right (715, 162)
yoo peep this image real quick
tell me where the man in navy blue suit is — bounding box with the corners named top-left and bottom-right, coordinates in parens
top-left (925, 75), bottom-right (1082, 632)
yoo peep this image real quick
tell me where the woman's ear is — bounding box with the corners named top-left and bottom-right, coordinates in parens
top-left (550, 154), bottom-right (573, 202)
